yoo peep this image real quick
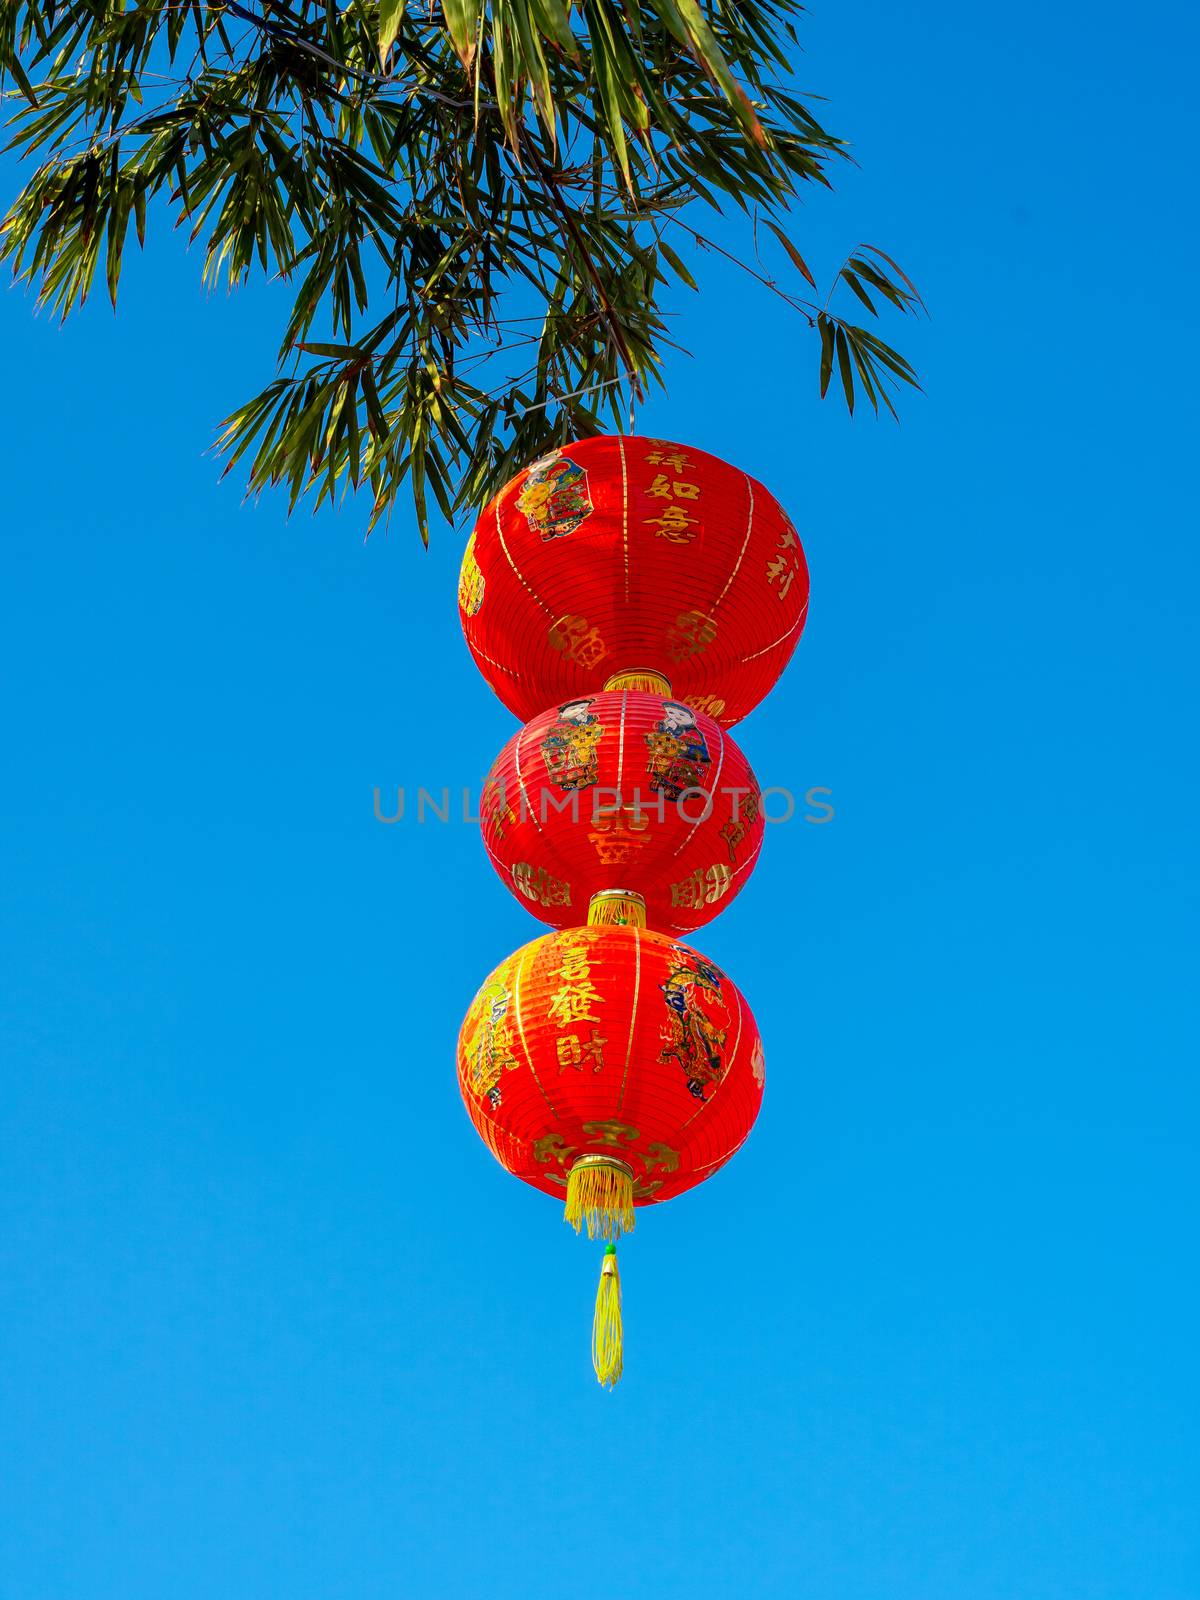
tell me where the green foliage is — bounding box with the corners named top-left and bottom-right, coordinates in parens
top-left (0, 0), bottom-right (923, 540)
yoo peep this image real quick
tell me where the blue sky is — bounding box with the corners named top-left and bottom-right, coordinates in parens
top-left (1, 2), bottom-right (1197, 1597)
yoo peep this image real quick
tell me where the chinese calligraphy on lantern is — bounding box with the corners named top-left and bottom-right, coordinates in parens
top-left (556, 1029), bottom-right (608, 1074)
top-left (548, 613), bottom-right (608, 669)
top-left (765, 519), bottom-right (803, 601)
top-left (669, 862), bottom-right (732, 910)
top-left (719, 789), bottom-right (760, 863)
top-left (643, 444), bottom-right (702, 543)
top-left (512, 861), bottom-right (572, 908)
top-left (666, 609), bottom-right (718, 662)
top-left (547, 933), bottom-right (603, 1026)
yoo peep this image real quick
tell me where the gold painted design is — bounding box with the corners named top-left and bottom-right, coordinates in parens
top-left (556, 1029), bottom-right (608, 1074)
top-left (533, 1133), bottom-right (577, 1169)
top-left (669, 862), bottom-right (732, 910)
top-left (718, 789), bottom-right (760, 863)
top-left (482, 774), bottom-right (518, 840)
top-left (643, 1142), bottom-right (680, 1174)
top-left (666, 609), bottom-right (718, 662)
top-left (588, 804), bottom-right (651, 866)
top-left (457, 531), bottom-right (486, 615)
top-left (512, 862), bottom-right (572, 908)
top-left (581, 1120), bottom-right (640, 1149)
top-left (683, 693), bottom-right (726, 719)
top-left (547, 932), bottom-right (603, 1027)
top-left (713, 473), bottom-right (755, 610)
top-left (766, 518), bottom-right (803, 601)
top-left (644, 444), bottom-right (694, 473)
top-left (548, 614), bottom-right (609, 669)
top-left (461, 976), bottom-right (519, 1109)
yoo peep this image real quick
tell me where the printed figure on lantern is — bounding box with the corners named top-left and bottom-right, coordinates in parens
top-left (461, 978), bottom-right (518, 1109)
top-left (516, 448), bottom-right (594, 541)
top-left (645, 701), bottom-right (712, 802)
top-left (659, 954), bottom-right (730, 1101)
top-left (541, 698), bottom-right (603, 791)
top-left (457, 530), bottom-right (485, 616)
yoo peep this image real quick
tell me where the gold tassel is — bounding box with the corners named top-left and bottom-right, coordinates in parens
top-left (592, 1245), bottom-right (624, 1388)
top-left (603, 669), bottom-right (672, 696)
top-left (587, 889), bottom-right (647, 929)
top-left (565, 1155), bottom-right (636, 1240)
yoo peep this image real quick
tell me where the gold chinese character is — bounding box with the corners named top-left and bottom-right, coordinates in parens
top-left (482, 778), bottom-right (517, 840)
top-left (647, 473), bottom-right (702, 502)
top-left (685, 694), bottom-right (727, 719)
top-left (512, 862), bottom-right (572, 908)
top-left (588, 805), bottom-right (651, 865)
top-left (548, 614), bottom-right (609, 669)
top-left (646, 504), bottom-right (698, 543)
top-left (765, 554), bottom-right (797, 600)
top-left (666, 609), bottom-right (718, 661)
top-left (548, 983), bottom-right (603, 1027)
top-left (581, 1120), bottom-right (639, 1149)
top-left (670, 866), bottom-right (706, 909)
top-left (670, 863), bottom-right (731, 907)
top-left (555, 1028), bottom-right (608, 1074)
top-left (703, 863), bottom-right (731, 904)
top-left (645, 446), bottom-right (692, 472)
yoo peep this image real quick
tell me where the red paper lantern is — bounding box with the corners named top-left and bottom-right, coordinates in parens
top-left (481, 688), bottom-right (764, 934)
top-left (458, 434), bottom-right (809, 728)
top-left (457, 924), bottom-right (764, 1223)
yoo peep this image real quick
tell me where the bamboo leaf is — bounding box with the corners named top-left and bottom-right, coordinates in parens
top-left (378, 0), bottom-right (407, 63)
top-left (839, 266), bottom-right (876, 315)
top-left (659, 236), bottom-right (698, 290)
top-left (818, 312), bottom-right (834, 398)
top-left (860, 243), bottom-right (928, 313)
top-left (764, 219), bottom-right (815, 287)
top-left (441, 0), bottom-right (482, 67)
top-left (835, 325), bottom-right (854, 414)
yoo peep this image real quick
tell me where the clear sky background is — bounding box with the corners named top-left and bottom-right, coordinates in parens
top-left (2, 2), bottom-right (1197, 1596)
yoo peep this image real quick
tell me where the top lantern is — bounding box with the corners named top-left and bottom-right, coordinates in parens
top-left (458, 435), bottom-right (809, 728)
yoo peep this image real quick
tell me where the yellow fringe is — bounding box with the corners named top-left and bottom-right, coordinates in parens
top-left (603, 669), bottom-right (673, 696)
top-left (587, 890), bottom-right (647, 929)
top-left (565, 1156), bottom-right (636, 1240)
top-left (593, 1246), bottom-right (624, 1388)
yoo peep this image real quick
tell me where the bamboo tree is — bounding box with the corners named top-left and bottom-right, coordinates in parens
top-left (1, 0), bottom-right (924, 539)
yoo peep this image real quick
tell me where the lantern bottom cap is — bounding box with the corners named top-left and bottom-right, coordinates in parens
top-left (565, 1155), bottom-right (637, 1241)
top-left (602, 668), bottom-right (673, 696)
top-left (587, 890), bottom-right (647, 929)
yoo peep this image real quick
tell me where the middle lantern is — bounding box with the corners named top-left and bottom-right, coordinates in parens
top-left (480, 681), bottom-right (765, 936)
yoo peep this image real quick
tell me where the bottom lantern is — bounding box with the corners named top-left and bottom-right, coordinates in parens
top-left (456, 918), bottom-right (765, 1387)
